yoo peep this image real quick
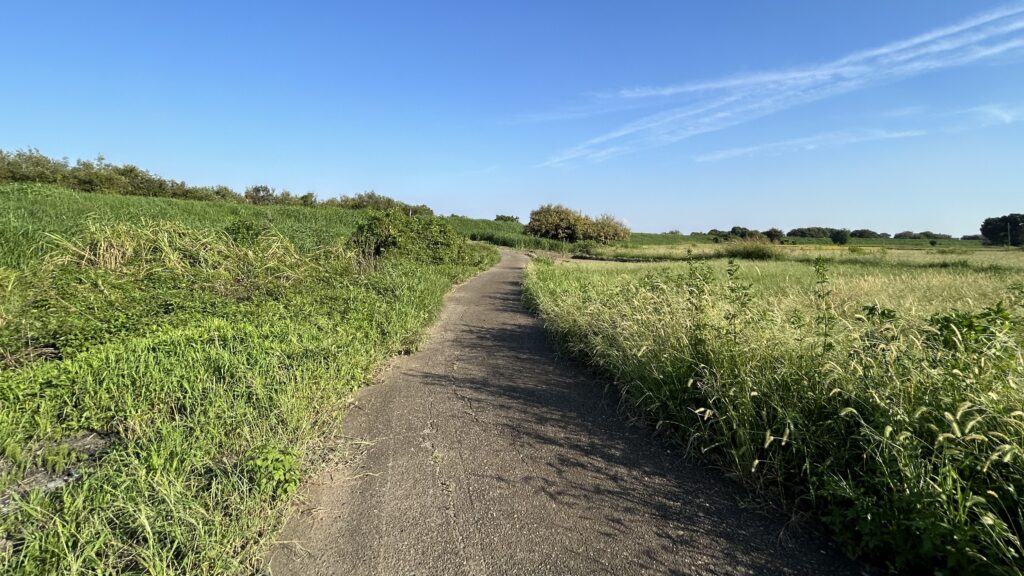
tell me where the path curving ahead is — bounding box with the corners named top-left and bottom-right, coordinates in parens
top-left (267, 250), bottom-right (864, 576)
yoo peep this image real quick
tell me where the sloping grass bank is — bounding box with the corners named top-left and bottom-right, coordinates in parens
top-left (0, 195), bottom-right (497, 572)
top-left (524, 258), bottom-right (1024, 574)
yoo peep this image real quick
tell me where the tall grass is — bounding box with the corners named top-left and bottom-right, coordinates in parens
top-left (0, 186), bottom-right (498, 572)
top-left (445, 215), bottom-right (571, 252)
top-left (525, 258), bottom-right (1024, 574)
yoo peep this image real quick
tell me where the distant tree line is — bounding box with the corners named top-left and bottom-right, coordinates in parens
top-left (0, 148), bottom-right (432, 214)
top-left (698, 225), bottom-right (969, 244)
top-left (524, 204), bottom-right (630, 243)
top-left (494, 215), bottom-right (520, 223)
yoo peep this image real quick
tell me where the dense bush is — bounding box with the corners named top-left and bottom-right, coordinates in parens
top-left (524, 204), bottom-right (589, 242)
top-left (850, 229), bottom-right (890, 239)
top-left (524, 205), bottom-right (631, 244)
top-left (348, 210), bottom-right (487, 266)
top-left (1, 149), bottom-right (430, 214)
top-left (787, 227), bottom-right (836, 238)
top-left (323, 191), bottom-right (433, 216)
top-left (763, 228), bottom-right (785, 243)
top-left (981, 214), bottom-right (1024, 247)
top-left (0, 149), bottom-right (244, 203)
top-left (586, 214), bottom-right (631, 243)
top-left (830, 228), bottom-right (851, 245)
top-left (495, 215), bottom-right (519, 223)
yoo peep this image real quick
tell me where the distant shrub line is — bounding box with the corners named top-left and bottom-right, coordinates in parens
top-left (0, 148), bottom-right (432, 215)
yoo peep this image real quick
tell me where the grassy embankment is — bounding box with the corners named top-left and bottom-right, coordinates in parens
top-left (525, 254), bottom-right (1024, 574)
top-left (445, 216), bottom-right (572, 252)
top-left (0, 182), bottom-right (497, 573)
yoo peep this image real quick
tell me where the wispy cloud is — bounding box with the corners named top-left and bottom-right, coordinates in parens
top-left (695, 101), bottom-right (1024, 162)
top-left (540, 3), bottom-right (1024, 166)
top-left (694, 129), bottom-right (926, 162)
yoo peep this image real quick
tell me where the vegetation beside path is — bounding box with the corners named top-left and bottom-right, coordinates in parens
top-left (525, 257), bottom-right (1024, 575)
top-left (0, 183), bottom-right (497, 573)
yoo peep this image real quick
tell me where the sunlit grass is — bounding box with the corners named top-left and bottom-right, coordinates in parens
top-left (525, 256), bottom-right (1024, 574)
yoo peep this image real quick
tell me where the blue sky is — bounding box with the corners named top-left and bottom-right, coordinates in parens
top-left (3, 1), bottom-right (1023, 235)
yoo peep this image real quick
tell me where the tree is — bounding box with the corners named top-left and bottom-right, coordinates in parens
top-left (244, 185), bottom-right (276, 205)
top-left (851, 229), bottom-right (884, 239)
top-left (763, 228), bottom-right (785, 243)
top-left (830, 228), bottom-right (851, 245)
top-left (980, 214), bottom-right (1024, 246)
top-left (894, 231), bottom-right (921, 240)
top-left (495, 215), bottom-right (519, 223)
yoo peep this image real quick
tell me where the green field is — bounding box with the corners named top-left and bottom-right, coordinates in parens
top-left (0, 183), bottom-right (497, 573)
top-left (524, 253), bottom-right (1024, 574)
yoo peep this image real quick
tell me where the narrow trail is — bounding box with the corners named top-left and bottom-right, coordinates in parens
top-left (267, 250), bottom-right (864, 575)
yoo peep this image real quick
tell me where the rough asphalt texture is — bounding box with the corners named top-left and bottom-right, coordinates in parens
top-left (268, 250), bottom-right (865, 575)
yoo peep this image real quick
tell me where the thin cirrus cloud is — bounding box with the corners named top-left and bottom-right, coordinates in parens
top-left (694, 129), bottom-right (927, 162)
top-left (539, 3), bottom-right (1024, 167)
top-left (695, 102), bottom-right (1024, 162)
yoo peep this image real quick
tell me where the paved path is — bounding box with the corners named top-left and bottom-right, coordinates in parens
top-left (267, 250), bottom-right (864, 575)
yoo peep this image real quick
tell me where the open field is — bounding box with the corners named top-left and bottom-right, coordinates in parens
top-left (524, 252), bottom-right (1024, 574)
top-left (585, 238), bottom-right (1001, 262)
top-left (0, 184), bottom-right (497, 573)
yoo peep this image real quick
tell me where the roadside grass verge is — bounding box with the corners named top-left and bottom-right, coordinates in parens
top-left (524, 258), bottom-right (1024, 574)
top-left (0, 204), bottom-right (497, 572)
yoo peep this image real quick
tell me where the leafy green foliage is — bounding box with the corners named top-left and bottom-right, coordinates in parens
top-left (830, 228), bottom-right (851, 245)
top-left (348, 210), bottom-right (481, 266)
top-left (981, 214), bottom-right (1024, 246)
top-left (0, 185), bottom-right (497, 573)
top-left (0, 148), bottom-right (244, 203)
top-left (244, 446), bottom-right (301, 500)
top-left (524, 204), bottom-right (630, 244)
top-left (323, 191), bottom-right (433, 216)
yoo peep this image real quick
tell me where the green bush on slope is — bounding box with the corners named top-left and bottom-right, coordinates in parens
top-left (0, 209), bottom-right (497, 573)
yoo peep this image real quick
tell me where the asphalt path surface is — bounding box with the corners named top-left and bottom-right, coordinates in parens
top-left (267, 250), bottom-right (864, 575)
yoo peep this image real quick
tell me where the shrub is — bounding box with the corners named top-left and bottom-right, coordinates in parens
top-left (586, 214), bottom-right (630, 243)
top-left (347, 210), bottom-right (467, 265)
top-left (0, 148), bottom-right (245, 203)
top-left (830, 229), bottom-right (851, 245)
top-left (716, 240), bottom-right (778, 260)
top-left (525, 204), bottom-right (588, 242)
top-left (524, 205), bottom-right (631, 244)
top-left (787, 227), bottom-right (835, 238)
top-left (851, 229), bottom-right (887, 239)
top-left (325, 191), bottom-right (433, 216)
top-left (763, 228), bottom-right (785, 243)
top-left (495, 215), bottom-right (519, 223)
top-left (244, 185), bottom-right (276, 205)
